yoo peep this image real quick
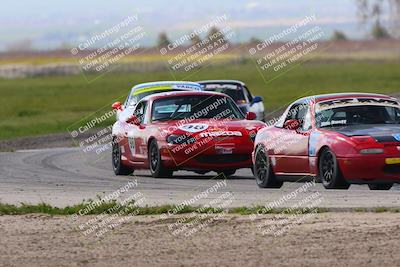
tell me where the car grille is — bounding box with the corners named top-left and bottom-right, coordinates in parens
top-left (195, 154), bottom-right (250, 164)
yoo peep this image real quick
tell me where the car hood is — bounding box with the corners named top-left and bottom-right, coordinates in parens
top-left (325, 124), bottom-right (400, 142)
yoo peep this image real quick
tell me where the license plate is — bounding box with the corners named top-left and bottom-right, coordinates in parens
top-left (385, 158), bottom-right (400, 164)
top-left (215, 145), bottom-right (234, 154)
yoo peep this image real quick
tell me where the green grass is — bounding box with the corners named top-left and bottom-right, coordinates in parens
top-left (1, 61), bottom-right (400, 140)
top-left (1, 202), bottom-right (399, 216)
top-left (0, 201), bottom-right (328, 216)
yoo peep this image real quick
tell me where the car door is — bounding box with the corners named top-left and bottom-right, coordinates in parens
top-left (274, 102), bottom-right (311, 174)
top-left (126, 101), bottom-right (148, 162)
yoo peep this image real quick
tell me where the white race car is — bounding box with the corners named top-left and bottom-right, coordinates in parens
top-left (112, 81), bottom-right (203, 122)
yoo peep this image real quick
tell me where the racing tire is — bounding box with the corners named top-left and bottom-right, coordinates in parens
top-left (368, 183), bottom-right (393, 190)
top-left (253, 145), bottom-right (283, 188)
top-left (112, 137), bottom-right (134, 176)
top-left (148, 139), bottom-right (173, 178)
top-left (319, 148), bottom-right (350, 190)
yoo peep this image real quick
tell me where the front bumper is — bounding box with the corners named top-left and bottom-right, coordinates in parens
top-left (160, 140), bottom-right (254, 171)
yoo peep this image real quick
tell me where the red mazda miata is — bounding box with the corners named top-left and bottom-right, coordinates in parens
top-left (111, 90), bottom-right (265, 178)
top-left (253, 93), bottom-right (400, 190)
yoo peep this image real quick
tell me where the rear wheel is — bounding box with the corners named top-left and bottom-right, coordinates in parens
top-left (319, 148), bottom-right (350, 189)
top-left (368, 183), bottom-right (393, 190)
top-left (148, 139), bottom-right (173, 178)
top-left (253, 145), bottom-right (283, 188)
top-left (112, 137), bottom-right (134, 175)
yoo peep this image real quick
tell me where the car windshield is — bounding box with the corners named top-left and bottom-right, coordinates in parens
top-left (151, 95), bottom-right (244, 121)
top-left (203, 84), bottom-right (246, 103)
top-left (316, 104), bottom-right (400, 128)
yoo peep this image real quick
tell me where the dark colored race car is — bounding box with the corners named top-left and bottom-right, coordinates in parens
top-left (111, 90), bottom-right (266, 178)
top-left (198, 80), bottom-right (265, 121)
top-left (253, 93), bottom-right (400, 190)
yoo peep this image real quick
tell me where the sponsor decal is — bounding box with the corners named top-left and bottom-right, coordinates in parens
top-left (175, 84), bottom-right (202, 91)
top-left (320, 119), bottom-right (347, 127)
top-left (128, 137), bottom-right (135, 157)
top-left (308, 132), bottom-right (321, 156)
top-left (270, 156), bottom-right (276, 166)
top-left (316, 98), bottom-right (400, 112)
top-left (132, 85), bottom-right (173, 96)
top-left (199, 131), bottom-right (242, 138)
top-left (178, 123), bottom-right (208, 133)
top-left (132, 83), bottom-right (201, 95)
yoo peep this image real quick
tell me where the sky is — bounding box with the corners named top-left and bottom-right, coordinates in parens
top-left (0, 0), bottom-right (369, 50)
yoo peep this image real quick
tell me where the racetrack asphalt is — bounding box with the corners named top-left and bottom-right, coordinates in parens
top-left (0, 147), bottom-right (399, 208)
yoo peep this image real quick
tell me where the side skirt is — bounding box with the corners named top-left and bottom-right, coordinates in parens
top-left (275, 173), bottom-right (316, 183)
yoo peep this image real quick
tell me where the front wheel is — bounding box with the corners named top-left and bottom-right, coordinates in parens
top-left (148, 139), bottom-right (173, 178)
top-left (112, 137), bottom-right (134, 175)
top-left (368, 183), bottom-right (393, 190)
top-left (253, 145), bottom-right (283, 188)
top-left (319, 148), bottom-right (350, 189)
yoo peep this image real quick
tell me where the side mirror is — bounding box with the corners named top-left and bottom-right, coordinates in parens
top-left (246, 111), bottom-right (257, 120)
top-left (127, 115), bottom-right (141, 126)
top-left (251, 96), bottom-right (263, 105)
top-left (284, 119), bottom-right (300, 130)
top-left (112, 101), bottom-right (123, 111)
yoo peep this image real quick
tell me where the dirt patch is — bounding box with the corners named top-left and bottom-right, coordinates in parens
top-left (0, 212), bottom-right (399, 266)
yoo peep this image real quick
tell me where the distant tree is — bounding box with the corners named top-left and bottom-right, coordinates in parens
top-left (207, 27), bottom-right (228, 43)
top-left (249, 37), bottom-right (262, 44)
top-left (157, 32), bottom-right (171, 47)
top-left (189, 33), bottom-right (202, 45)
top-left (331, 30), bottom-right (348, 40)
top-left (356, 0), bottom-right (400, 38)
top-left (371, 20), bottom-right (391, 38)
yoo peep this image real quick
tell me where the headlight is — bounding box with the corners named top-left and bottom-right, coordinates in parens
top-left (167, 134), bottom-right (196, 145)
top-left (359, 148), bottom-right (384, 154)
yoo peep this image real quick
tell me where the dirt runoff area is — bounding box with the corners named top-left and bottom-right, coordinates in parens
top-left (0, 212), bottom-right (400, 267)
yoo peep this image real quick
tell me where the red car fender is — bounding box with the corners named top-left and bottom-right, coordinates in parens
top-left (310, 130), bottom-right (360, 175)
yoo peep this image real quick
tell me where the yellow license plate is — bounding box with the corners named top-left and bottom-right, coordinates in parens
top-left (385, 158), bottom-right (400, 164)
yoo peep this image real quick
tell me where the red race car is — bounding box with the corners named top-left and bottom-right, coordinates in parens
top-left (253, 93), bottom-right (400, 190)
top-left (111, 90), bottom-right (265, 178)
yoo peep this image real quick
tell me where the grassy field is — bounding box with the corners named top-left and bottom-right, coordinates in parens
top-left (1, 61), bottom-right (400, 140)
